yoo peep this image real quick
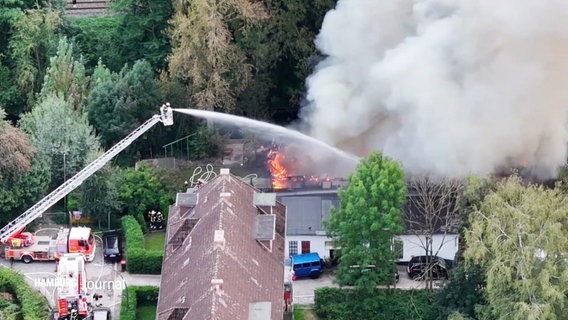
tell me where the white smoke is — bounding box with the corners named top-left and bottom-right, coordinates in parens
top-left (300, 0), bottom-right (568, 178)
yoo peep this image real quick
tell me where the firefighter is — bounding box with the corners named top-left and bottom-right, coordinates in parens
top-left (156, 211), bottom-right (163, 229)
top-left (148, 210), bottom-right (156, 230)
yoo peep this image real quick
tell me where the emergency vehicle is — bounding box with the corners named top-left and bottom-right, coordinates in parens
top-left (53, 253), bottom-right (92, 320)
top-left (4, 226), bottom-right (96, 263)
top-left (0, 104), bottom-right (174, 263)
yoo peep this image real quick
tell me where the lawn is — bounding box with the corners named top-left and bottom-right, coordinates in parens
top-left (136, 304), bottom-right (157, 320)
top-left (294, 306), bottom-right (319, 320)
top-left (144, 231), bottom-right (166, 251)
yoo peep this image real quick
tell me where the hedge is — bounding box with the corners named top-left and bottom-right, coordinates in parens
top-left (121, 216), bottom-right (163, 274)
top-left (119, 286), bottom-right (159, 320)
top-left (0, 268), bottom-right (49, 320)
top-left (314, 287), bottom-right (435, 320)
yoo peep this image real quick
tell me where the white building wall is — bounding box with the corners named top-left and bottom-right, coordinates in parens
top-left (398, 234), bottom-right (459, 262)
top-left (284, 234), bottom-right (459, 262)
top-left (284, 235), bottom-right (332, 259)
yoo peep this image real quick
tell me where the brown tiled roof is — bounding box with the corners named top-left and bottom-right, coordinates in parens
top-left (156, 170), bottom-right (286, 320)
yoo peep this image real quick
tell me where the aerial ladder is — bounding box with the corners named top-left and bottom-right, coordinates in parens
top-left (0, 104), bottom-right (174, 244)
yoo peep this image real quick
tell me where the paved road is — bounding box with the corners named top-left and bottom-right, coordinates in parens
top-left (0, 234), bottom-right (161, 318)
top-left (292, 265), bottom-right (447, 304)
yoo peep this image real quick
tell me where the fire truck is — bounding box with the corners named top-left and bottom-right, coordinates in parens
top-left (5, 226), bottom-right (95, 263)
top-left (53, 253), bottom-right (92, 320)
top-left (0, 104), bottom-right (174, 263)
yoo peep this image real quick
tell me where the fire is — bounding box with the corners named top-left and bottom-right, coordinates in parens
top-left (267, 148), bottom-right (289, 190)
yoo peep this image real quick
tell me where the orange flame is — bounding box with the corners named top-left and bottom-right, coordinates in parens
top-left (267, 149), bottom-right (289, 189)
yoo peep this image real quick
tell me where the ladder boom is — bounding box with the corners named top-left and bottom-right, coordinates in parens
top-left (0, 106), bottom-right (174, 243)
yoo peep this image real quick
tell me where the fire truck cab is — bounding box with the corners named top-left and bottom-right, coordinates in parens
top-left (65, 227), bottom-right (96, 262)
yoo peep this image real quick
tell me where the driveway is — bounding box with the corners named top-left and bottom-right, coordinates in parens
top-left (0, 233), bottom-right (160, 318)
top-left (292, 265), bottom-right (448, 304)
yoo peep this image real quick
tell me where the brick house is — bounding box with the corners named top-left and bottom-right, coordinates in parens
top-left (156, 168), bottom-right (287, 320)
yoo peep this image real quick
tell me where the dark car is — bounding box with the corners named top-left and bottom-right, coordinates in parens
top-left (103, 232), bottom-right (122, 262)
top-left (407, 255), bottom-right (449, 280)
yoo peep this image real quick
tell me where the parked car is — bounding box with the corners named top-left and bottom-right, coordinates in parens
top-left (407, 255), bottom-right (449, 280)
top-left (291, 253), bottom-right (324, 279)
top-left (103, 232), bottom-right (122, 263)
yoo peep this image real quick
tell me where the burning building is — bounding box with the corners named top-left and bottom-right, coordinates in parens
top-left (264, 144), bottom-right (349, 191)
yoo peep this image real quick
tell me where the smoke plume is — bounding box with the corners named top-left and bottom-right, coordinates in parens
top-left (300, 0), bottom-right (568, 178)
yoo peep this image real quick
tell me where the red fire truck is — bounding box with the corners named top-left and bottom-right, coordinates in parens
top-left (5, 226), bottom-right (96, 263)
top-left (0, 104), bottom-right (174, 262)
top-left (53, 253), bottom-right (92, 319)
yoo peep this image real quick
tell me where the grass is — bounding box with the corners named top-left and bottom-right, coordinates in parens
top-left (144, 231), bottom-right (166, 251)
top-left (136, 304), bottom-right (157, 320)
top-left (294, 305), bottom-right (319, 320)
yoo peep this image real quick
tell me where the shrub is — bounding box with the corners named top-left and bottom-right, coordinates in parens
top-left (119, 286), bottom-right (138, 320)
top-left (120, 286), bottom-right (159, 320)
top-left (314, 287), bottom-right (435, 320)
top-left (121, 216), bottom-right (163, 274)
top-left (0, 268), bottom-right (49, 320)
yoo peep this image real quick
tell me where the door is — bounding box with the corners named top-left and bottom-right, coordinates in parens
top-left (301, 241), bottom-right (310, 254)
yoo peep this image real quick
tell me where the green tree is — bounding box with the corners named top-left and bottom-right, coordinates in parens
top-left (168, 0), bottom-right (267, 111)
top-left (0, 0), bottom-right (35, 117)
top-left (0, 107), bottom-right (50, 224)
top-left (434, 263), bottom-right (488, 320)
top-left (116, 164), bottom-right (171, 224)
top-left (464, 175), bottom-right (568, 319)
top-left (8, 7), bottom-right (62, 110)
top-left (233, 0), bottom-right (336, 121)
top-left (111, 0), bottom-right (173, 72)
top-left (19, 94), bottom-right (100, 189)
top-left (326, 151), bottom-right (407, 291)
top-left (39, 36), bottom-right (89, 111)
top-left (85, 60), bottom-right (163, 162)
top-left (0, 155), bottom-right (50, 225)
top-left (65, 16), bottom-right (122, 72)
top-left (67, 153), bottom-right (121, 229)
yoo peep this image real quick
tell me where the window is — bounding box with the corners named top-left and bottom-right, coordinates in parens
top-left (289, 241), bottom-right (298, 256)
top-left (393, 239), bottom-right (403, 259)
top-left (301, 241), bottom-right (311, 254)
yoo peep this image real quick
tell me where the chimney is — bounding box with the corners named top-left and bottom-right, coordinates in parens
top-left (211, 278), bottom-right (224, 293)
top-left (214, 230), bottom-right (225, 250)
top-left (220, 168), bottom-right (230, 175)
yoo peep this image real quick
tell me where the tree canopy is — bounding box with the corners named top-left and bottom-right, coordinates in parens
top-left (326, 151), bottom-right (407, 291)
top-left (464, 175), bottom-right (568, 320)
top-left (39, 36), bottom-right (89, 111)
top-left (0, 109), bottom-right (34, 179)
top-left (168, 0), bottom-right (268, 111)
top-left (19, 94), bottom-right (100, 188)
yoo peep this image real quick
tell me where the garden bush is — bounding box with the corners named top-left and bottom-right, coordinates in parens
top-left (121, 216), bottom-right (163, 274)
top-left (0, 268), bottom-right (49, 320)
top-left (315, 287), bottom-right (434, 320)
top-left (119, 286), bottom-right (159, 320)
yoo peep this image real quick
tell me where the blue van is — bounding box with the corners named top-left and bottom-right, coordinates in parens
top-left (291, 253), bottom-right (324, 279)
